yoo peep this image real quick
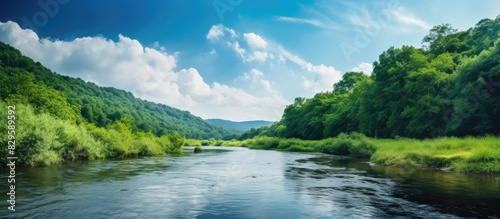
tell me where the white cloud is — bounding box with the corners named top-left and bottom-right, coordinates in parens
top-left (238, 69), bottom-right (281, 96)
top-left (391, 8), bottom-right (431, 30)
top-left (207, 24), bottom-right (343, 93)
top-left (243, 33), bottom-right (268, 49)
top-left (342, 5), bottom-right (382, 29)
top-left (304, 64), bottom-right (343, 92)
top-left (351, 62), bottom-right (373, 76)
top-left (278, 54), bottom-right (286, 64)
top-left (276, 46), bottom-right (342, 92)
top-left (337, 2), bottom-right (430, 33)
top-left (0, 21), bottom-right (287, 121)
top-left (275, 16), bottom-right (338, 30)
top-left (206, 24), bottom-right (237, 41)
top-left (226, 41), bottom-right (268, 63)
top-left (259, 79), bottom-right (277, 95)
top-left (206, 25), bottom-right (224, 41)
top-left (238, 68), bottom-right (264, 81)
top-left (246, 51), bottom-right (269, 63)
top-left (229, 41), bottom-right (246, 59)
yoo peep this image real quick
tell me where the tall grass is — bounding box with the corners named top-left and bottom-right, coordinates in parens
top-left (210, 133), bottom-right (500, 174)
top-left (0, 102), bottom-right (106, 166)
top-left (370, 136), bottom-right (500, 173)
top-left (0, 101), bottom-right (184, 166)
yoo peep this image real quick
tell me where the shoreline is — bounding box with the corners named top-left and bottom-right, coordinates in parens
top-left (192, 134), bottom-right (500, 174)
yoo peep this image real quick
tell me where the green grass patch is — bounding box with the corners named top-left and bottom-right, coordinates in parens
top-left (211, 133), bottom-right (500, 174)
top-left (370, 136), bottom-right (500, 173)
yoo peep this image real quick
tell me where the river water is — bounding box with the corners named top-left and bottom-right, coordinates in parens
top-left (1, 146), bottom-right (499, 218)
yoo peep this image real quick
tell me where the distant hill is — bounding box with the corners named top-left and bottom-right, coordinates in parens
top-left (0, 41), bottom-right (235, 139)
top-left (205, 119), bottom-right (274, 132)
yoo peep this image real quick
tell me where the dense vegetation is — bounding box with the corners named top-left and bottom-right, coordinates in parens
top-left (0, 42), bottom-right (234, 140)
top-left (241, 16), bottom-right (500, 140)
top-left (0, 101), bottom-right (185, 166)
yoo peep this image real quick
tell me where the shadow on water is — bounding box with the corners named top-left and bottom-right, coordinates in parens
top-left (292, 155), bottom-right (500, 218)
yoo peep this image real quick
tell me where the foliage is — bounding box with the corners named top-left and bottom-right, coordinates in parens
top-left (0, 101), bottom-right (104, 166)
top-left (239, 15), bottom-right (500, 140)
top-left (184, 139), bottom-right (202, 146)
top-left (0, 101), bottom-right (184, 166)
top-left (194, 146), bottom-right (203, 153)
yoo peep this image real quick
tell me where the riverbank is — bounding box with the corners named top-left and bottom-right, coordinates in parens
top-left (187, 133), bottom-right (500, 174)
top-left (0, 101), bottom-right (185, 167)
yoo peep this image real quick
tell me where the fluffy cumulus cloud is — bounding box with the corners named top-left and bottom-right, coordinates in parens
top-left (243, 33), bottom-right (268, 49)
top-left (0, 21), bottom-right (287, 121)
top-left (301, 64), bottom-right (342, 92)
top-left (206, 24), bottom-right (237, 41)
top-left (247, 51), bottom-right (269, 63)
top-left (351, 62), bottom-right (373, 76)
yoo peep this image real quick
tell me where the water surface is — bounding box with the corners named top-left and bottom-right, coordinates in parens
top-left (1, 146), bottom-right (499, 218)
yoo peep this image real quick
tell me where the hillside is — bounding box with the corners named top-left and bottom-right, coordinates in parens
top-left (205, 119), bottom-right (274, 132)
top-left (0, 41), bottom-right (234, 139)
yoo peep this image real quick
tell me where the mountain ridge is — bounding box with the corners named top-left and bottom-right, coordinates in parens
top-left (205, 118), bottom-right (274, 132)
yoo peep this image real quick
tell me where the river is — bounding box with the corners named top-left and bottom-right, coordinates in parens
top-left (2, 146), bottom-right (499, 218)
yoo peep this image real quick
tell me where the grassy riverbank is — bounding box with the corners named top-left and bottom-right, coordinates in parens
top-left (187, 133), bottom-right (500, 174)
top-left (0, 101), bottom-right (185, 166)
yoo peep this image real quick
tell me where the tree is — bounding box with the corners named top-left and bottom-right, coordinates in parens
top-left (81, 105), bottom-right (94, 123)
top-left (334, 72), bottom-right (368, 93)
top-left (422, 23), bottom-right (458, 54)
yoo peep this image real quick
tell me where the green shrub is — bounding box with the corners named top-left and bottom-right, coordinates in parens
top-left (185, 139), bottom-right (201, 146)
top-left (0, 101), bottom-right (189, 166)
top-left (194, 146), bottom-right (203, 153)
top-left (348, 140), bottom-right (376, 157)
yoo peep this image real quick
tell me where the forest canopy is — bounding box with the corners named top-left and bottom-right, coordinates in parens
top-left (240, 15), bottom-right (500, 140)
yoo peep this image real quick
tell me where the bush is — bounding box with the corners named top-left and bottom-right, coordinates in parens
top-left (348, 140), bottom-right (376, 157)
top-left (184, 139), bottom-right (201, 146)
top-left (0, 101), bottom-right (188, 166)
top-left (0, 101), bottom-right (106, 166)
top-left (315, 138), bottom-right (351, 155)
top-left (194, 146), bottom-right (202, 153)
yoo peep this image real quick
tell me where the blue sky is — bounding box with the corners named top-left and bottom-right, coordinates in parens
top-left (0, 0), bottom-right (499, 121)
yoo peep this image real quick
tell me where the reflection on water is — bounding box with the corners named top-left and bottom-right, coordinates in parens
top-left (1, 146), bottom-right (499, 218)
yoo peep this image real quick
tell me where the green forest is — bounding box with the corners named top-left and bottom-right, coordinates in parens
top-left (240, 17), bottom-right (500, 140)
